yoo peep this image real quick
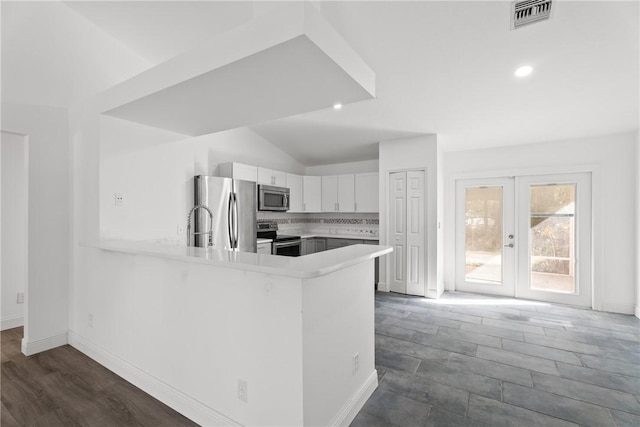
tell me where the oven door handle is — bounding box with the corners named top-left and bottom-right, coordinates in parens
top-left (274, 239), bottom-right (302, 248)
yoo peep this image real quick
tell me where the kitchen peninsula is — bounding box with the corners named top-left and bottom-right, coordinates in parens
top-left (76, 240), bottom-right (391, 426)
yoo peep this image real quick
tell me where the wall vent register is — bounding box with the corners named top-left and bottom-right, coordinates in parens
top-left (512, 0), bottom-right (552, 29)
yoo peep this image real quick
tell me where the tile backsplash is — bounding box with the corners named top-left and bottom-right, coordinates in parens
top-left (257, 212), bottom-right (379, 237)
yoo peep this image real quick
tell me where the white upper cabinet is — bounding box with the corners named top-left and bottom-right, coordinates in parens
top-left (338, 174), bottom-right (355, 212)
top-left (258, 167), bottom-right (287, 187)
top-left (321, 175), bottom-right (339, 212)
top-left (218, 162), bottom-right (257, 182)
top-left (220, 164), bottom-right (377, 213)
top-left (355, 172), bottom-right (379, 212)
top-left (303, 176), bottom-right (322, 212)
top-left (286, 173), bottom-right (304, 213)
top-left (322, 174), bottom-right (355, 212)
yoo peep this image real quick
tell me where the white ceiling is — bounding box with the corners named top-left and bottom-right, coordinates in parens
top-left (2, 1), bottom-right (638, 166)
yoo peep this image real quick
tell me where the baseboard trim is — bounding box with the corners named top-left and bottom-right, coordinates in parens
top-left (21, 331), bottom-right (68, 356)
top-left (426, 289), bottom-right (440, 299)
top-left (68, 331), bottom-right (240, 427)
top-left (329, 369), bottom-right (378, 427)
top-left (1, 315), bottom-right (24, 331)
top-left (600, 301), bottom-right (635, 315)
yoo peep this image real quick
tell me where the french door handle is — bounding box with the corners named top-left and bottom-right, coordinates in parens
top-left (504, 243), bottom-right (514, 248)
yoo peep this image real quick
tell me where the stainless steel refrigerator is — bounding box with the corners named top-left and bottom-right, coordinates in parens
top-left (191, 175), bottom-right (257, 252)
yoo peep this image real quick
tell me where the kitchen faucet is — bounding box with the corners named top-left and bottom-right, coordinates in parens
top-left (187, 204), bottom-right (214, 247)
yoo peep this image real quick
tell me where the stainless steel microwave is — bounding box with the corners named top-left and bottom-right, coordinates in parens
top-left (258, 184), bottom-right (290, 211)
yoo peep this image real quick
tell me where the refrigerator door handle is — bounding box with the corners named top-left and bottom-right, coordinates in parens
top-left (232, 192), bottom-right (239, 250)
top-left (227, 193), bottom-right (234, 250)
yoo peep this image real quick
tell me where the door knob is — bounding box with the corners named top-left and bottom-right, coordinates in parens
top-left (504, 243), bottom-right (514, 248)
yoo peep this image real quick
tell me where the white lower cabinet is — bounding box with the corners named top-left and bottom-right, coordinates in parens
top-left (302, 238), bottom-right (326, 255)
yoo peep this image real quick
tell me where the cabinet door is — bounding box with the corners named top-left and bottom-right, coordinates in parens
top-left (257, 167), bottom-right (273, 185)
top-left (286, 173), bottom-right (303, 212)
top-left (337, 174), bottom-right (355, 212)
top-left (321, 175), bottom-right (338, 212)
top-left (234, 163), bottom-right (258, 182)
top-left (303, 238), bottom-right (315, 255)
top-left (257, 242), bottom-right (272, 254)
top-left (303, 176), bottom-right (322, 212)
top-left (272, 170), bottom-right (287, 187)
top-left (355, 173), bottom-right (379, 212)
top-left (326, 238), bottom-right (363, 250)
top-left (219, 162), bottom-right (257, 182)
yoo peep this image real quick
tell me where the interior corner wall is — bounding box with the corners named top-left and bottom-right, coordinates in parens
top-left (379, 134), bottom-right (438, 297)
top-left (635, 131), bottom-right (640, 319)
top-left (1, 103), bottom-right (70, 351)
top-left (1, 132), bottom-right (28, 330)
top-left (443, 132), bottom-right (637, 314)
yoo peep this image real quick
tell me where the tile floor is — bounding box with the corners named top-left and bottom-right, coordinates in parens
top-left (351, 291), bottom-right (640, 427)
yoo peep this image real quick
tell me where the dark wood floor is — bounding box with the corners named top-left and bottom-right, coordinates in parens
top-left (1, 327), bottom-right (198, 426)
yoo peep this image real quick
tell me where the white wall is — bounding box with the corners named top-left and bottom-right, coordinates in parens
top-left (305, 159), bottom-right (378, 176)
top-left (1, 132), bottom-right (29, 330)
top-left (443, 132), bottom-right (637, 314)
top-left (0, 132), bottom-right (29, 330)
top-left (1, 104), bottom-right (70, 352)
top-left (71, 250), bottom-right (305, 426)
top-left (379, 134), bottom-right (440, 297)
top-left (99, 116), bottom-right (305, 242)
top-left (302, 260), bottom-right (376, 426)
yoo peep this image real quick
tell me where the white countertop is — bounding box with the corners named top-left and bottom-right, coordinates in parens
top-left (257, 238), bottom-right (273, 244)
top-left (84, 240), bottom-right (392, 279)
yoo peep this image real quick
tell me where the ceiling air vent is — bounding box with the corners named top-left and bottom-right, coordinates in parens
top-left (512, 0), bottom-right (552, 29)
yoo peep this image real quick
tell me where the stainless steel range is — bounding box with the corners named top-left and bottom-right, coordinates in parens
top-left (256, 222), bottom-right (302, 257)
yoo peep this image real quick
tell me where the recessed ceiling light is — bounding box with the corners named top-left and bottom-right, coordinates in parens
top-left (333, 103), bottom-right (343, 110)
top-left (515, 65), bottom-right (533, 77)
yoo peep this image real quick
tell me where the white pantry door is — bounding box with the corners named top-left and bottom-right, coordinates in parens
top-left (389, 170), bottom-right (426, 296)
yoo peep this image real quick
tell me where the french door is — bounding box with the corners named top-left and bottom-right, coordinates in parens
top-left (456, 173), bottom-right (592, 307)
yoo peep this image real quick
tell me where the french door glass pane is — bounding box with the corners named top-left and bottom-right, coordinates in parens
top-left (529, 184), bottom-right (576, 293)
top-left (465, 187), bottom-right (503, 284)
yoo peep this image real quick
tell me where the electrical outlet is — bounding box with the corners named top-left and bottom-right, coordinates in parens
top-left (16, 292), bottom-right (24, 304)
top-left (237, 379), bottom-right (248, 403)
top-left (88, 313), bottom-right (94, 328)
top-left (352, 353), bottom-right (360, 375)
top-left (177, 224), bottom-right (185, 235)
top-left (114, 193), bottom-right (124, 206)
